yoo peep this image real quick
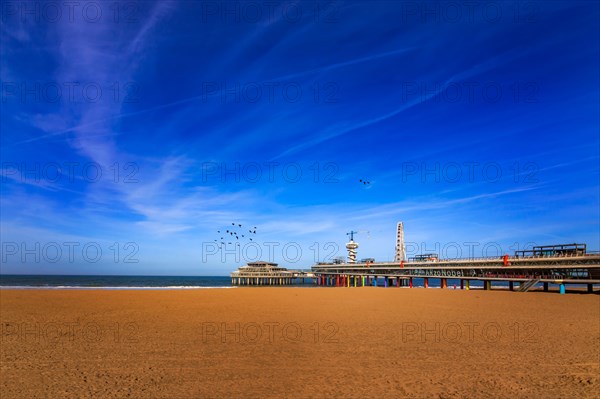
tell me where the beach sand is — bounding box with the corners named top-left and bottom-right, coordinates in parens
top-left (1, 288), bottom-right (598, 398)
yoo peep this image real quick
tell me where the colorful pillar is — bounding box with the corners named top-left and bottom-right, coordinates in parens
top-left (409, 278), bottom-right (413, 288)
top-left (465, 280), bottom-right (470, 290)
top-left (347, 275), bottom-right (350, 287)
top-left (559, 283), bottom-right (566, 295)
top-left (424, 278), bottom-right (429, 288)
top-left (353, 276), bottom-right (357, 287)
top-left (441, 279), bottom-right (447, 289)
top-left (374, 277), bottom-right (378, 287)
top-left (362, 276), bottom-right (365, 287)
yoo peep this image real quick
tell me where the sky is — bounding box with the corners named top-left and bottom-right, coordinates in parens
top-left (1, 1), bottom-right (599, 275)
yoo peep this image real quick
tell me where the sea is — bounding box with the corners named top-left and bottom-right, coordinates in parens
top-left (0, 275), bottom-right (234, 289)
top-left (0, 275), bottom-right (494, 290)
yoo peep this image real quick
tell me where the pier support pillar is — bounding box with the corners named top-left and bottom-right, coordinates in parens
top-left (353, 276), bottom-right (357, 287)
top-left (396, 278), bottom-right (399, 287)
top-left (559, 283), bottom-right (566, 295)
top-left (409, 278), bottom-right (413, 288)
top-left (441, 279), bottom-right (447, 289)
top-left (374, 277), bottom-right (378, 287)
top-left (543, 282), bottom-right (549, 292)
top-left (509, 281), bottom-right (514, 291)
top-left (362, 276), bottom-right (365, 287)
top-left (460, 280), bottom-right (464, 290)
top-left (424, 278), bottom-right (429, 289)
top-left (384, 278), bottom-right (388, 288)
top-left (465, 280), bottom-right (470, 290)
top-left (588, 284), bottom-right (593, 293)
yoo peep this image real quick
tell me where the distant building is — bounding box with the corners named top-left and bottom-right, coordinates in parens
top-left (230, 261), bottom-right (295, 285)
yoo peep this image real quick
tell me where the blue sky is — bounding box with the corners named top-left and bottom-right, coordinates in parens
top-left (1, 1), bottom-right (598, 275)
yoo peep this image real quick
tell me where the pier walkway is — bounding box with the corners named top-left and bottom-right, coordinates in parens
top-left (311, 253), bottom-right (600, 293)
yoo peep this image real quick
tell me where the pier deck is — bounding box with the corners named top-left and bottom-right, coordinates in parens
top-left (311, 254), bottom-right (600, 292)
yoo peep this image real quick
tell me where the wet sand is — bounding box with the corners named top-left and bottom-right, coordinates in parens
top-left (1, 288), bottom-right (598, 398)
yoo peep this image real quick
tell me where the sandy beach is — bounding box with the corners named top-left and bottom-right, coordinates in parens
top-left (1, 288), bottom-right (598, 398)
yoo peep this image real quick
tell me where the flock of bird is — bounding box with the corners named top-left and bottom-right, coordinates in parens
top-left (212, 179), bottom-right (370, 248)
top-left (214, 223), bottom-right (258, 248)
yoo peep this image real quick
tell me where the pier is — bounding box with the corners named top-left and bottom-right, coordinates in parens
top-left (230, 261), bottom-right (314, 286)
top-left (311, 252), bottom-right (600, 293)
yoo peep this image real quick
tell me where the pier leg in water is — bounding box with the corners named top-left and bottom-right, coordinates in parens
top-left (560, 283), bottom-right (566, 294)
top-left (465, 280), bottom-right (470, 290)
top-left (424, 278), bottom-right (429, 289)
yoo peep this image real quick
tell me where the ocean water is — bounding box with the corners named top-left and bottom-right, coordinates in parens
top-left (0, 275), bottom-right (233, 289)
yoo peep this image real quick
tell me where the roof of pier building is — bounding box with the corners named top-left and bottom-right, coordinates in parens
top-left (247, 261), bottom-right (279, 267)
top-left (233, 261), bottom-right (292, 275)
